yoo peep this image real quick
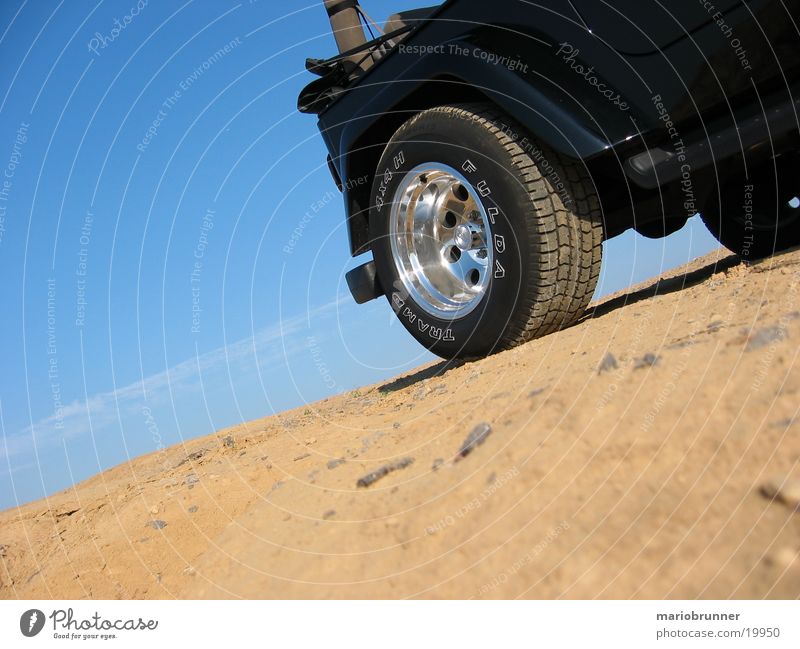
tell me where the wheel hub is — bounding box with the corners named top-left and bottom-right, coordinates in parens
top-left (388, 163), bottom-right (494, 320)
top-left (453, 224), bottom-right (473, 250)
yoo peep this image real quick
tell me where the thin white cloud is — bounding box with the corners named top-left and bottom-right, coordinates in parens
top-left (1, 295), bottom-right (350, 461)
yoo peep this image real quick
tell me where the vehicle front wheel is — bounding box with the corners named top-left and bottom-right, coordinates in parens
top-left (369, 104), bottom-right (604, 359)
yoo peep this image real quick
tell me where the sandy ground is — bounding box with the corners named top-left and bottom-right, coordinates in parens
top-left (2, 246), bottom-right (800, 599)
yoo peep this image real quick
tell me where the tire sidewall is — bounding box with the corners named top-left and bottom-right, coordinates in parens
top-left (369, 111), bottom-right (535, 358)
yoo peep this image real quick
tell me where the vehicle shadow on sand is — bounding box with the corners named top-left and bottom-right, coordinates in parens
top-left (376, 247), bottom-right (800, 393)
top-left (377, 359), bottom-right (464, 394)
top-left (586, 251), bottom-right (742, 320)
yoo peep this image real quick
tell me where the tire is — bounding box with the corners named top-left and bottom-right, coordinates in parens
top-left (369, 103), bottom-right (603, 359)
top-left (700, 155), bottom-right (800, 260)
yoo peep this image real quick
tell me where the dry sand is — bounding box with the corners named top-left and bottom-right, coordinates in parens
top-left (2, 246), bottom-right (800, 599)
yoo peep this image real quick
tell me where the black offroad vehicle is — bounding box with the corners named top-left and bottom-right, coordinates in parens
top-left (299, 0), bottom-right (800, 359)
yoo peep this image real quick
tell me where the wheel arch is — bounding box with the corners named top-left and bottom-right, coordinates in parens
top-left (342, 70), bottom-right (611, 256)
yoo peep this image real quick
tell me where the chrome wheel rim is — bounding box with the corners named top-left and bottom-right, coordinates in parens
top-left (389, 163), bottom-right (493, 320)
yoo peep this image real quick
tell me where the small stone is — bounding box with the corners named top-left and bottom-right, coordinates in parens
top-left (183, 566), bottom-right (196, 576)
top-left (760, 476), bottom-right (800, 509)
top-left (0, 544), bottom-right (8, 557)
top-left (633, 353), bottom-right (659, 369)
top-left (431, 458), bottom-right (444, 471)
top-left (222, 435), bottom-right (235, 448)
top-left (429, 384), bottom-right (448, 396)
top-left (146, 520), bottom-right (167, 530)
top-left (271, 480), bottom-right (284, 491)
top-left (392, 422), bottom-right (400, 429)
top-left (305, 437), bottom-right (317, 445)
top-left (327, 457), bottom-right (345, 470)
top-left (322, 509), bottom-right (336, 520)
top-left (745, 326), bottom-right (788, 351)
top-left (149, 505), bottom-right (159, 515)
top-left (597, 353), bottom-right (618, 374)
top-left (456, 422), bottom-right (492, 460)
top-left (188, 506), bottom-right (198, 514)
top-left (486, 472), bottom-right (497, 485)
top-left (294, 452), bottom-right (311, 461)
top-left (175, 449), bottom-right (206, 467)
top-left (771, 417), bottom-right (797, 430)
top-left (356, 457), bottom-right (415, 487)
top-left (770, 547), bottom-right (799, 569)
top-left (185, 473), bottom-right (199, 486)
top-left (528, 387), bottom-right (544, 398)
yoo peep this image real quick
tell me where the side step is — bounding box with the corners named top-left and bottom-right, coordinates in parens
top-left (625, 96), bottom-right (800, 190)
top-left (345, 260), bottom-right (383, 304)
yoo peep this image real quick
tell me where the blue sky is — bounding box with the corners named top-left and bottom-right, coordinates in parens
top-left (0, 0), bottom-right (720, 510)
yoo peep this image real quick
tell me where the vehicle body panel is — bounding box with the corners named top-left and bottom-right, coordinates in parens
top-left (307, 0), bottom-right (800, 254)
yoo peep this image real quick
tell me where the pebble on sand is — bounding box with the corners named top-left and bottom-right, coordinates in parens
top-left (633, 353), bottom-right (659, 369)
top-left (745, 326), bottom-right (789, 352)
top-left (597, 353), bottom-right (618, 374)
top-left (327, 457), bottom-right (345, 470)
top-left (146, 520), bottom-right (167, 530)
top-left (356, 457), bottom-right (415, 488)
top-left (222, 435), bottom-right (235, 448)
top-left (456, 422), bottom-right (492, 460)
top-left (175, 449), bottom-right (206, 467)
top-left (760, 476), bottom-right (800, 509)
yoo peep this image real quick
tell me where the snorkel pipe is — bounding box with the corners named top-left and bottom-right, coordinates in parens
top-left (323, 0), bottom-right (371, 72)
